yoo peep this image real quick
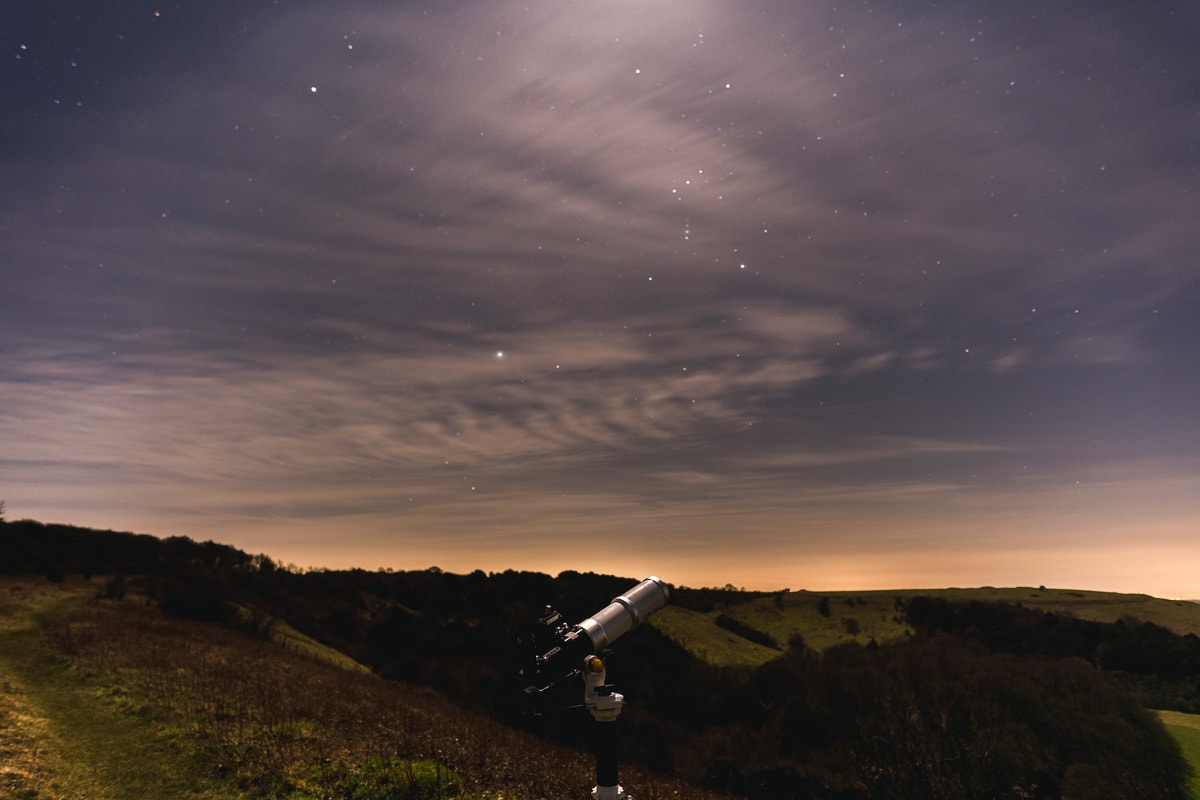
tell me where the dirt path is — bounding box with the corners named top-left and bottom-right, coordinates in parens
top-left (0, 578), bottom-right (239, 800)
top-left (0, 579), bottom-right (85, 798)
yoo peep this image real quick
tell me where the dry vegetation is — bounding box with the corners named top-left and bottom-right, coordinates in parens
top-left (1, 577), bottom-right (730, 800)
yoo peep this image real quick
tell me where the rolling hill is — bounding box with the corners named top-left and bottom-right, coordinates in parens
top-left (651, 586), bottom-right (1200, 667)
top-left (0, 574), bottom-right (727, 800)
top-left (3, 518), bottom-right (1198, 799)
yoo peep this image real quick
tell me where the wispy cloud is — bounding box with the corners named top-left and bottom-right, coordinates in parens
top-left (2, 0), bottom-right (1198, 594)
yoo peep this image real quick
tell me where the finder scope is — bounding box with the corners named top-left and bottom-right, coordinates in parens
top-left (521, 576), bottom-right (670, 693)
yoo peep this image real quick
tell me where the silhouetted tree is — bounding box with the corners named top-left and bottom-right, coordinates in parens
top-left (2, 520), bottom-right (1193, 800)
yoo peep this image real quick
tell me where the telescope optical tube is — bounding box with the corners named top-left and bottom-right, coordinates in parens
top-left (577, 576), bottom-right (670, 652)
top-left (523, 577), bottom-right (670, 692)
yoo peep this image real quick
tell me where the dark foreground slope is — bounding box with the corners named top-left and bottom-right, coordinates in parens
top-left (1, 518), bottom-right (1195, 799)
top-left (0, 574), bottom-right (727, 800)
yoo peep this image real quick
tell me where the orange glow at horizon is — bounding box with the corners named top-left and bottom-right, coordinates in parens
top-left (43, 497), bottom-right (1197, 601)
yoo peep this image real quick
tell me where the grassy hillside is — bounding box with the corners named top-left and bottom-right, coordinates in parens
top-left (2, 522), bottom-right (1196, 799)
top-left (648, 585), bottom-right (1200, 795)
top-left (231, 603), bottom-right (373, 675)
top-left (0, 576), bottom-right (727, 800)
top-left (897, 586), bottom-right (1200, 634)
top-left (1157, 711), bottom-right (1200, 800)
top-left (0, 577), bottom-right (247, 799)
top-left (652, 586), bottom-right (1200, 668)
top-left (647, 605), bottom-right (781, 667)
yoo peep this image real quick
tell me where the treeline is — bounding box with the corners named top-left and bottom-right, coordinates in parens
top-left (1, 520), bottom-right (1195, 799)
top-left (0, 518), bottom-right (254, 579)
top-left (148, 565), bottom-right (1200, 798)
top-left (617, 635), bottom-right (1187, 799)
top-left (907, 595), bottom-right (1200, 712)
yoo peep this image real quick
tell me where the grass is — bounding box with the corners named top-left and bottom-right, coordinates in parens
top-left (0, 577), bottom-right (244, 799)
top-left (9, 576), bottom-right (1193, 798)
top-left (902, 586), bottom-right (1200, 635)
top-left (289, 757), bottom-right (463, 799)
top-left (0, 598), bottom-right (63, 799)
top-left (232, 604), bottom-right (373, 675)
top-left (0, 576), bottom-right (728, 800)
top-left (648, 605), bottom-right (781, 667)
top-left (655, 587), bottom-right (1200, 796)
top-left (1157, 710), bottom-right (1200, 800)
top-left (727, 591), bottom-right (912, 652)
top-left (653, 586), bottom-right (1200, 668)
top-left (651, 591), bottom-right (913, 667)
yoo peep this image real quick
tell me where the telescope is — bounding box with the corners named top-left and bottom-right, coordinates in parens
top-left (520, 576), bottom-right (670, 694)
top-left (519, 576), bottom-right (670, 800)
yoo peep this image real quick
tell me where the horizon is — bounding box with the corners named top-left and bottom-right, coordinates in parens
top-left (8, 513), bottom-right (1200, 602)
top-left (4, 2), bottom-right (1199, 601)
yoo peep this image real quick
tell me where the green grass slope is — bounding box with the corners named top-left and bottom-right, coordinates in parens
top-left (648, 605), bottom-right (781, 667)
top-left (1157, 710), bottom-right (1200, 800)
top-left (0, 577), bottom-right (246, 799)
top-left (650, 586), bottom-right (1200, 794)
top-left (887, 586), bottom-right (1200, 635)
top-left (0, 576), bottom-right (727, 800)
top-left (653, 586), bottom-right (1200, 668)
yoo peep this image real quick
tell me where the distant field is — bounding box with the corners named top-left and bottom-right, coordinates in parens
top-left (652, 584), bottom-right (1200, 797)
top-left (653, 586), bottom-right (1200, 668)
top-left (898, 587), bottom-right (1200, 635)
top-left (650, 590), bottom-right (910, 667)
top-left (649, 605), bottom-right (781, 667)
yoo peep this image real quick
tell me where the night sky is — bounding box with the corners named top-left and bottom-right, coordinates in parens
top-left (4, 1), bottom-right (1199, 596)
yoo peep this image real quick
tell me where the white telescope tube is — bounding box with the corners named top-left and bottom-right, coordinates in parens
top-left (577, 576), bottom-right (670, 652)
